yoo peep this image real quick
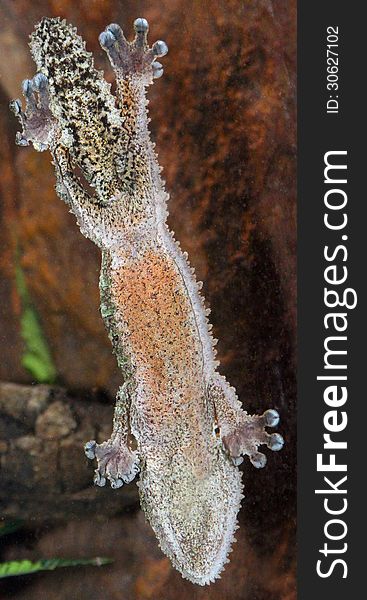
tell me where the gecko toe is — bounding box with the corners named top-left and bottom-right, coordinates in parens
top-left (152, 40), bottom-right (168, 58)
top-left (94, 470), bottom-right (106, 487)
top-left (22, 74), bottom-right (49, 109)
top-left (133, 17), bottom-right (149, 47)
top-left (267, 433), bottom-right (284, 451)
top-left (22, 78), bottom-right (35, 97)
top-left (250, 452), bottom-right (267, 469)
top-left (9, 99), bottom-right (22, 117)
top-left (99, 23), bottom-right (129, 67)
top-left (122, 461), bottom-right (140, 483)
top-left (99, 29), bottom-right (116, 49)
top-left (21, 78), bottom-right (38, 114)
top-left (263, 409), bottom-right (280, 428)
top-left (84, 439), bottom-right (97, 460)
top-left (134, 17), bottom-right (149, 33)
top-left (33, 72), bottom-right (48, 91)
top-left (153, 62), bottom-right (164, 79)
top-left (10, 98), bottom-right (28, 146)
top-left (21, 78), bottom-right (31, 92)
top-left (107, 23), bottom-right (125, 43)
top-left (110, 477), bottom-right (124, 489)
top-left (15, 131), bottom-right (29, 146)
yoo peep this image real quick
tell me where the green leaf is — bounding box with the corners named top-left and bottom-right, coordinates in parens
top-left (0, 557), bottom-right (113, 578)
top-left (15, 260), bottom-right (57, 384)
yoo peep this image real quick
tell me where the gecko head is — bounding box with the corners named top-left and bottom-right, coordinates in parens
top-left (28, 17), bottom-right (125, 205)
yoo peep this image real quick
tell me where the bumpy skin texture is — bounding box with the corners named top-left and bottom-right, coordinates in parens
top-left (11, 17), bottom-right (283, 585)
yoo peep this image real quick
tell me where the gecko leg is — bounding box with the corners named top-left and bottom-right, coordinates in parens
top-left (10, 72), bottom-right (57, 152)
top-left (52, 144), bottom-right (111, 245)
top-left (208, 375), bottom-right (284, 469)
top-left (99, 18), bottom-right (168, 84)
top-left (98, 19), bottom-right (168, 198)
top-left (84, 383), bottom-right (139, 489)
top-left (11, 73), bottom-right (107, 242)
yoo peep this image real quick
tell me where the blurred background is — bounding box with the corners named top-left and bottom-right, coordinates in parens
top-left (0, 1), bottom-right (296, 598)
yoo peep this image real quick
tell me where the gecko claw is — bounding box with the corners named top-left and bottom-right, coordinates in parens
top-left (84, 439), bottom-right (97, 460)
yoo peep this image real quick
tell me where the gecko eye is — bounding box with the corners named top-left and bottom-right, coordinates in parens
top-left (213, 424), bottom-right (221, 437)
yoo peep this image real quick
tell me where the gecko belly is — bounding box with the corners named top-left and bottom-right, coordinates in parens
top-left (109, 243), bottom-right (206, 402)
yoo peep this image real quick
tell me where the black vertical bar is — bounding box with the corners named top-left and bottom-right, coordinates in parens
top-left (298, 1), bottom-right (365, 598)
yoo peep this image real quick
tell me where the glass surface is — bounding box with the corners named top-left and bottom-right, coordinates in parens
top-left (0, 1), bottom-right (296, 598)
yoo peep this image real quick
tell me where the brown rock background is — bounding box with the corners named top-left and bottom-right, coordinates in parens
top-left (0, 1), bottom-right (296, 599)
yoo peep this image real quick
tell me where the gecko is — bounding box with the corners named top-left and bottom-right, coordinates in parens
top-left (11, 17), bottom-right (284, 585)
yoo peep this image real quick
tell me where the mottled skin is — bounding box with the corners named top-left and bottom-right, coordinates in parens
top-left (11, 17), bottom-right (283, 585)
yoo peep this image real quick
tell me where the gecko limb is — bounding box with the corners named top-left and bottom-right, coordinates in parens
top-left (99, 19), bottom-right (168, 84)
top-left (53, 145), bottom-right (101, 210)
top-left (208, 375), bottom-right (284, 469)
top-left (52, 144), bottom-right (110, 246)
top-left (10, 72), bottom-right (57, 152)
top-left (98, 19), bottom-right (168, 203)
top-left (84, 384), bottom-right (139, 489)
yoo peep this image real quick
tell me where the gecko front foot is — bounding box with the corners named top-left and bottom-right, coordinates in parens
top-left (222, 409), bottom-right (284, 469)
top-left (10, 73), bottom-right (57, 151)
top-left (84, 435), bottom-right (139, 489)
top-left (99, 18), bottom-right (168, 83)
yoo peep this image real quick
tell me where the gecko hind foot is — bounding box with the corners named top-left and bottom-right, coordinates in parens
top-left (10, 73), bottom-right (57, 151)
top-left (223, 409), bottom-right (284, 469)
top-left (99, 18), bottom-right (168, 83)
top-left (84, 436), bottom-right (139, 489)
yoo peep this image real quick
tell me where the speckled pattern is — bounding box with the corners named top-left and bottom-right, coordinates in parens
top-left (11, 16), bottom-right (284, 585)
